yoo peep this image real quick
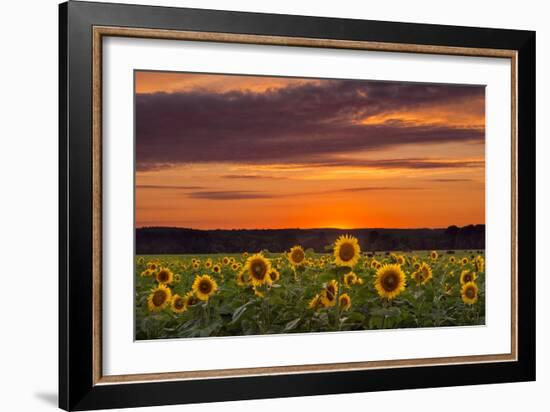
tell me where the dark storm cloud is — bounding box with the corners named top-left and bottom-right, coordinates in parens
top-left (136, 80), bottom-right (484, 170)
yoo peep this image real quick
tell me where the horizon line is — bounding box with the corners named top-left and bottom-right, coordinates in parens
top-left (136, 224), bottom-right (485, 231)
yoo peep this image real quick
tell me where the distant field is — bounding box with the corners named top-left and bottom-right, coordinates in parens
top-left (135, 247), bottom-right (485, 340)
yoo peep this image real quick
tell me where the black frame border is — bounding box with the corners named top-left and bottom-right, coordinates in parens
top-left (59, 1), bottom-right (536, 410)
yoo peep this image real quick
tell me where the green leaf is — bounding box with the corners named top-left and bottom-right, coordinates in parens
top-left (346, 312), bottom-right (366, 322)
top-left (284, 317), bottom-right (302, 331)
top-left (231, 301), bottom-right (255, 323)
top-left (370, 307), bottom-right (401, 318)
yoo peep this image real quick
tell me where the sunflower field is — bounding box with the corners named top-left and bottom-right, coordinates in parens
top-left (135, 235), bottom-right (485, 340)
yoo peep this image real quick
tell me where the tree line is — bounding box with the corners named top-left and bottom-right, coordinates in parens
top-left (136, 225), bottom-right (485, 254)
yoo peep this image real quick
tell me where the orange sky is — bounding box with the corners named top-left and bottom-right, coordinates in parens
top-left (135, 71), bottom-right (485, 229)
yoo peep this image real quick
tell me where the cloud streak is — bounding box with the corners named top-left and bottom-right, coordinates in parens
top-left (137, 184), bottom-right (206, 190)
top-left (185, 186), bottom-right (422, 201)
top-left (221, 174), bottom-right (286, 180)
top-left (428, 178), bottom-right (474, 182)
top-left (248, 158), bottom-right (484, 171)
top-left (188, 191), bottom-right (276, 200)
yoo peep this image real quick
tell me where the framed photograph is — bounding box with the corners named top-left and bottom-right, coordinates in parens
top-left (59, 1), bottom-right (536, 410)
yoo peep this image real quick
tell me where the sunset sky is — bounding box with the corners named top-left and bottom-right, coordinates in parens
top-left (135, 71), bottom-right (485, 230)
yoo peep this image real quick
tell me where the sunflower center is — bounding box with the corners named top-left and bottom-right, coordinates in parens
top-left (464, 274), bottom-right (472, 282)
top-left (382, 273), bottom-right (398, 291)
top-left (250, 260), bottom-right (267, 280)
top-left (174, 298), bottom-right (184, 310)
top-left (338, 243), bottom-right (355, 261)
top-left (199, 280), bottom-right (212, 294)
top-left (157, 271), bottom-right (169, 282)
top-left (326, 285), bottom-right (336, 300)
top-left (291, 249), bottom-right (305, 263)
top-left (269, 271), bottom-right (277, 281)
top-left (152, 290), bottom-right (167, 306)
top-left (466, 288), bottom-right (476, 299)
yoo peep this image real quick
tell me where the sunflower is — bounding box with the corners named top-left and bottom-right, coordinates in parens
top-left (268, 268), bottom-right (280, 283)
top-left (140, 269), bottom-right (154, 277)
top-left (173, 273), bottom-right (181, 283)
top-left (192, 274), bottom-right (218, 301)
top-left (147, 284), bottom-right (172, 312)
top-left (288, 245), bottom-right (306, 266)
top-left (183, 291), bottom-right (199, 310)
top-left (338, 293), bottom-right (352, 311)
top-left (212, 264), bottom-right (221, 274)
top-left (231, 262), bottom-right (240, 271)
top-left (474, 255), bottom-right (485, 272)
top-left (461, 257), bottom-right (469, 265)
top-left (222, 256), bottom-right (230, 265)
top-left (192, 262), bottom-right (200, 270)
top-left (461, 281), bottom-right (478, 304)
top-left (236, 271), bottom-right (248, 287)
top-left (396, 255), bottom-right (406, 265)
top-left (245, 254), bottom-right (272, 286)
top-left (460, 270), bottom-right (477, 285)
top-left (321, 280), bottom-right (338, 307)
top-left (171, 294), bottom-right (186, 313)
top-left (308, 294), bottom-right (324, 310)
top-left (449, 256), bottom-right (456, 264)
top-left (229, 257), bottom-right (236, 264)
top-left (205, 259), bottom-right (213, 269)
top-left (413, 262), bottom-right (421, 270)
top-left (344, 271), bottom-right (358, 287)
top-left (430, 251), bottom-right (438, 260)
top-left (253, 286), bottom-right (265, 298)
top-left (147, 262), bottom-right (158, 271)
top-left (334, 235), bottom-right (361, 267)
top-left (242, 252), bottom-right (248, 258)
top-left (137, 257), bottom-right (145, 265)
top-left (371, 259), bottom-right (380, 269)
top-left (156, 267), bottom-right (174, 285)
top-left (413, 262), bottom-right (432, 285)
top-left (374, 264), bottom-right (406, 299)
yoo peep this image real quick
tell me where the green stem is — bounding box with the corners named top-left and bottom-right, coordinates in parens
top-left (266, 293), bottom-right (271, 332)
top-left (335, 277), bottom-right (343, 331)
